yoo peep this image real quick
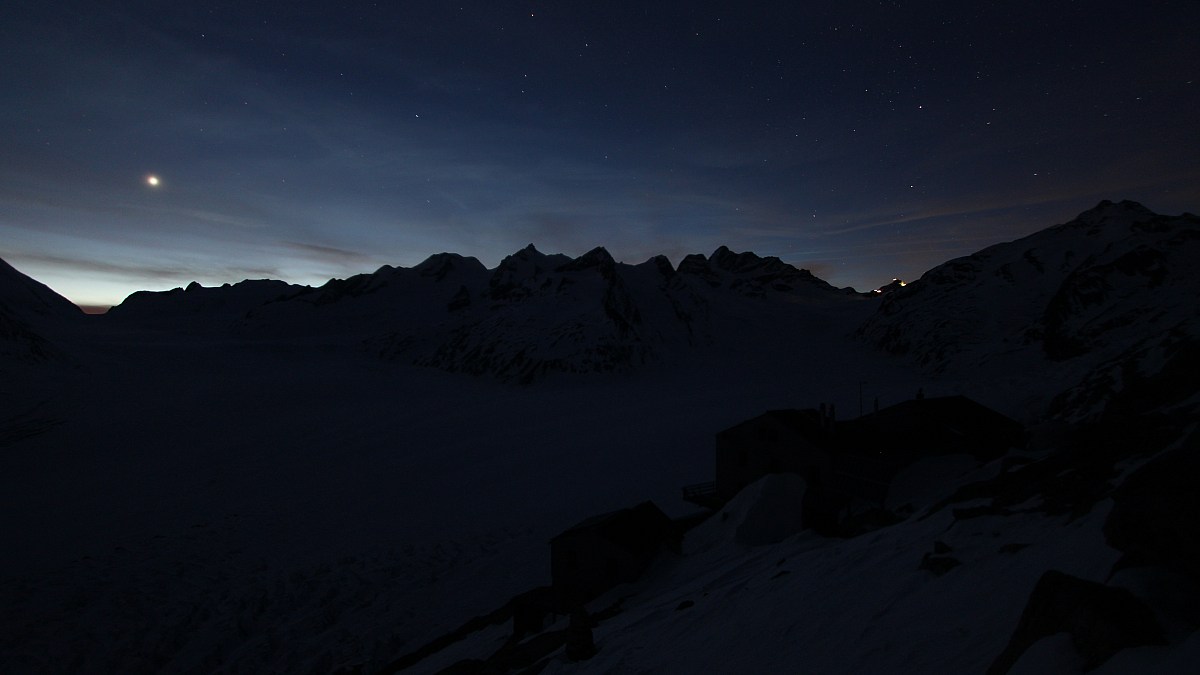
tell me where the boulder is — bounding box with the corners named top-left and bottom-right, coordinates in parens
top-left (987, 570), bottom-right (1166, 674)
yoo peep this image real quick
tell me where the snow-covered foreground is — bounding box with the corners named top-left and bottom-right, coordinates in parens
top-left (2, 301), bottom-right (934, 673)
top-left (531, 476), bottom-right (1200, 675)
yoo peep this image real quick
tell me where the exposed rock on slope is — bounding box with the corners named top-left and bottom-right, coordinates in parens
top-left (987, 570), bottom-right (1167, 674)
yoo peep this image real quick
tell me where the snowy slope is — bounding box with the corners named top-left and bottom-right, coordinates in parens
top-left (530, 474), bottom-right (1198, 674)
top-left (857, 200), bottom-right (1200, 420)
top-left (0, 257), bottom-right (84, 450)
top-left (421, 404), bottom-right (1200, 674)
top-left (0, 256), bottom-right (82, 368)
top-left (0, 256), bottom-right (83, 324)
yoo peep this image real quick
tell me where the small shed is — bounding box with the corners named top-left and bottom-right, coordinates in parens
top-left (550, 501), bottom-right (677, 609)
top-left (828, 396), bottom-right (1026, 504)
top-left (843, 395), bottom-right (1026, 463)
top-left (714, 407), bottom-right (836, 502)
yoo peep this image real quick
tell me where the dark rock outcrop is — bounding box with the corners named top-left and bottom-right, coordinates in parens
top-left (987, 570), bottom-right (1166, 674)
top-left (1104, 428), bottom-right (1200, 585)
top-left (564, 609), bottom-right (597, 661)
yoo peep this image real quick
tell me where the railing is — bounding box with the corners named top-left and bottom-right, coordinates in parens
top-left (681, 481), bottom-right (718, 505)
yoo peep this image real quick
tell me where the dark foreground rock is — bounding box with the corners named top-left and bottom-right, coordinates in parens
top-left (987, 570), bottom-right (1166, 674)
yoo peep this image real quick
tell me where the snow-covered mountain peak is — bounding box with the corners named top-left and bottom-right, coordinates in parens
top-left (634, 254), bottom-right (679, 283)
top-left (487, 244), bottom-right (572, 300)
top-left (505, 243), bottom-right (570, 267)
top-left (1073, 199), bottom-right (1157, 228)
top-left (556, 246), bottom-right (616, 275)
top-left (413, 252), bottom-right (487, 281)
top-left (678, 245), bottom-right (847, 298)
top-left (858, 201), bottom-right (1200, 420)
top-left (709, 245), bottom-right (787, 275)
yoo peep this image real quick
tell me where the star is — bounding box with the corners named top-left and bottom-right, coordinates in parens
top-left (146, 175), bottom-right (160, 187)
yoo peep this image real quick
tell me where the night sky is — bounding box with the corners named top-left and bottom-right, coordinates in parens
top-left (3, 1), bottom-right (1197, 310)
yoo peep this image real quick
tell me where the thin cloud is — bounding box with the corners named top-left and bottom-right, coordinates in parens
top-left (4, 251), bottom-right (281, 284)
top-left (4, 252), bottom-right (186, 281)
top-left (283, 241), bottom-right (375, 266)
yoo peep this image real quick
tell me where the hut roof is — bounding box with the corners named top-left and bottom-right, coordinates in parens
top-left (551, 501), bottom-right (673, 553)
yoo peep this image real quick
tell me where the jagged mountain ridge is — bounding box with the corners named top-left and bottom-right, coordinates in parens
top-left (102, 244), bottom-right (863, 382)
top-left (106, 279), bottom-right (304, 331)
top-left (12, 199), bottom-right (1196, 394)
top-left (857, 199), bottom-right (1200, 420)
top-left (396, 245), bottom-right (676, 381)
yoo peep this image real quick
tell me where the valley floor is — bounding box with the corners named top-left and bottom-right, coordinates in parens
top-left (2, 304), bottom-right (935, 674)
top-left (3, 295), bottom-right (1194, 674)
